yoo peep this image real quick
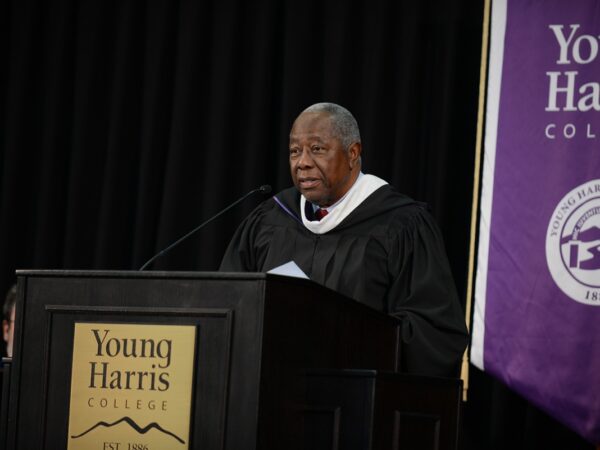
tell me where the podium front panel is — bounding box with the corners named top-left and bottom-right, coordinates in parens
top-left (9, 272), bottom-right (268, 450)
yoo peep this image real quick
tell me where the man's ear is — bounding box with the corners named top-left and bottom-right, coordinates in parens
top-left (2, 320), bottom-right (8, 342)
top-left (348, 142), bottom-right (362, 169)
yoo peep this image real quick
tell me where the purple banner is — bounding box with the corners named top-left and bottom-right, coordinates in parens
top-left (472, 0), bottom-right (600, 444)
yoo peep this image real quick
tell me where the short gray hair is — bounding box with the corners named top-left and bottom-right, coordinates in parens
top-left (302, 102), bottom-right (361, 149)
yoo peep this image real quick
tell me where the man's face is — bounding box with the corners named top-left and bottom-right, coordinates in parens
top-left (289, 112), bottom-right (360, 207)
top-left (3, 305), bottom-right (15, 357)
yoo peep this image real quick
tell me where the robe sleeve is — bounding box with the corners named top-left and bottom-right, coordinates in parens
top-left (387, 208), bottom-right (469, 377)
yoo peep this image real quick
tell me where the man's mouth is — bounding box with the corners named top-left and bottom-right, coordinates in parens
top-left (298, 177), bottom-right (320, 189)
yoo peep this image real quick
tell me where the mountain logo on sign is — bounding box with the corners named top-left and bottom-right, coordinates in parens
top-left (71, 416), bottom-right (185, 444)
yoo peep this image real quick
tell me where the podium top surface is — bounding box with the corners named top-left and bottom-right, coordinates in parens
top-left (16, 269), bottom-right (271, 281)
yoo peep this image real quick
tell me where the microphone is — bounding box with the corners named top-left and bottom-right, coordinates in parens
top-left (139, 184), bottom-right (272, 270)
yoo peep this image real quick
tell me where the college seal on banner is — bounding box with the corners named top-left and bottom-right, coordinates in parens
top-left (546, 179), bottom-right (600, 305)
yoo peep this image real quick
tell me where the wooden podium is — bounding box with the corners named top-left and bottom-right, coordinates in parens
top-left (3, 270), bottom-right (403, 450)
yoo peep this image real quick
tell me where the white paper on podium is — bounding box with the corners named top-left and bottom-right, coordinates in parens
top-left (267, 261), bottom-right (309, 279)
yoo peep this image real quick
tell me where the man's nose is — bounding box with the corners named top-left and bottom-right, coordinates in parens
top-left (297, 148), bottom-right (313, 168)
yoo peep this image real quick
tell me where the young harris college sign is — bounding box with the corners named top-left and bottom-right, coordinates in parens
top-left (471, 0), bottom-right (600, 445)
top-left (67, 323), bottom-right (196, 450)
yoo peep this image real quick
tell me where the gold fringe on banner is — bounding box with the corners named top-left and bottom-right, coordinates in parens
top-left (461, 0), bottom-right (492, 403)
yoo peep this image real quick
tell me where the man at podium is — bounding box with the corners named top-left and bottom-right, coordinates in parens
top-left (221, 102), bottom-right (468, 377)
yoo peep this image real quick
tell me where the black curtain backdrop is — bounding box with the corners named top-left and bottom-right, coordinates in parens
top-left (0, 1), bottom-right (593, 449)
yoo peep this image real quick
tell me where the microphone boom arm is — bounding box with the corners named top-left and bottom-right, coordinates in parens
top-left (139, 185), bottom-right (271, 270)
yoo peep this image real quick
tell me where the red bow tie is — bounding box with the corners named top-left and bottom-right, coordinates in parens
top-left (315, 208), bottom-right (329, 220)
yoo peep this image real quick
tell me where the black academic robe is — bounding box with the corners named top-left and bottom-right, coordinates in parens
top-left (220, 185), bottom-right (469, 377)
